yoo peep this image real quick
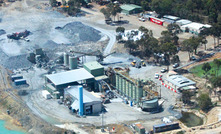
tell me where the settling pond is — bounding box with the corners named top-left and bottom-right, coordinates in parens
top-left (179, 112), bottom-right (203, 127)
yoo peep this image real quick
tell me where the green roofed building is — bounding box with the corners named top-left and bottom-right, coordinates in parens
top-left (120, 4), bottom-right (142, 15)
top-left (83, 61), bottom-right (104, 77)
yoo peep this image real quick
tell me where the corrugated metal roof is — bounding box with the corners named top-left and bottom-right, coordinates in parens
top-left (176, 19), bottom-right (192, 25)
top-left (181, 22), bottom-right (211, 30)
top-left (166, 75), bottom-right (196, 88)
top-left (120, 4), bottom-right (141, 11)
top-left (66, 86), bottom-right (101, 103)
top-left (84, 61), bottom-right (103, 71)
top-left (45, 68), bottom-right (94, 86)
top-left (163, 15), bottom-right (180, 20)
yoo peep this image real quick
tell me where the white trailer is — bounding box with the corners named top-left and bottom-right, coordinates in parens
top-left (42, 90), bottom-right (51, 99)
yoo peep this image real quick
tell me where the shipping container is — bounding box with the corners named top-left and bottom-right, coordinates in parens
top-left (14, 79), bottom-right (26, 86)
top-left (153, 122), bottom-right (179, 133)
top-left (11, 75), bottom-right (23, 81)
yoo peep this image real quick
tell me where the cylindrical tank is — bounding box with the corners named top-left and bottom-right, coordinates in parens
top-left (69, 56), bottom-right (78, 70)
top-left (64, 53), bottom-right (69, 66)
top-left (142, 98), bottom-right (159, 111)
top-left (79, 86), bottom-right (84, 116)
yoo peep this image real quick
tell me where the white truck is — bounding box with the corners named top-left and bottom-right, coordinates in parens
top-left (42, 90), bottom-right (51, 99)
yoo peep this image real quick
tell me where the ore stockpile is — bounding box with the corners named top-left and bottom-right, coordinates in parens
top-left (0, 21), bottom-right (102, 70)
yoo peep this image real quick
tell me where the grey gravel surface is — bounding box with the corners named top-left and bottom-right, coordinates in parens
top-left (56, 22), bottom-right (101, 44)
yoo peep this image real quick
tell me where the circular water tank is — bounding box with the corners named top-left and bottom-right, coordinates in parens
top-left (142, 98), bottom-right (159, 109)
top-left (69, 56), bottom-right (78, 70)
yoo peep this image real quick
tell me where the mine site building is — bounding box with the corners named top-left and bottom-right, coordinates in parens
top-left (64, 86), bottom-right (102, 115)
top-left (162, 15), bottom-right (180, 27)
top-left (45, 68), bottom-right (94, 98)
top-left (149, 16), bottom-right (165, 26)
top-left (83, 61), bottom-right (108, 91)
top-left (164, 75), bottom-right (196, 92)
top-left (175, 19), bottom-right (192, 26)
top-left (181, 22), bottom-right (211, 35)
top-left (120, 4), bottom-right (142, 15)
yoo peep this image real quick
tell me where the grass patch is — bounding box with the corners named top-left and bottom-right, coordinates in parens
top-left (190, 60), bottom-right (221, 78)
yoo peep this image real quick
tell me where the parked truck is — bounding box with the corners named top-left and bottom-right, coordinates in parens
top-left (42, 90), bottom-right (51, 99)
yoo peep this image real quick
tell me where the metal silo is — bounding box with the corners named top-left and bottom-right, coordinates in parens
top-left (79, 86), bottom-right (84, 116)
top-left (64, 53), bottom-right (69, 66)
top-left (69, 56), bottom-right (78, 70)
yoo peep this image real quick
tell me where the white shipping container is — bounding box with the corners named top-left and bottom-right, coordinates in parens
top-left (42, 90), bottom-right (51, 99)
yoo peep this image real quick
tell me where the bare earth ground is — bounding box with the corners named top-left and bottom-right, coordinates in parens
top-left (0, 0), bottom-right (220, 134)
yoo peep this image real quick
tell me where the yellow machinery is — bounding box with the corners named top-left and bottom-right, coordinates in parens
top-left (131, 60), bottom-right (136, 67)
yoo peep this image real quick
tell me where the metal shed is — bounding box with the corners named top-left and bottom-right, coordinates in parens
top-left (65, 86), bottom-right (102, 115)
top-left (165, 75), bottom-right (196, 91)
top-left (120, 4), bottom-right (142, 15)
top-left (45, 68), bottom-right (95, 97)
top-left (83, 61), bottom-right (104, 77)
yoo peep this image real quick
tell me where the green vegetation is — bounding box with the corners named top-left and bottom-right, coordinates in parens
top-left (190, 59), bottom-right (221, 78)
top-left (100, 3), bottom-right (122, 21)
top-left (116, 0), bottom-right (221, 24)
top-left (197, 93), bottom-right (213, 112)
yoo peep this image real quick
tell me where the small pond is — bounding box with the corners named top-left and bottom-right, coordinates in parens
top-left (179, 112), bottom-right (203, 127)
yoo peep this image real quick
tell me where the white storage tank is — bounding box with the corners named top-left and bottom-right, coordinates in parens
top-left (69, 56), bottom-right (78, 70)
top-left (42, 90), bottom-right (51, 99)
top-left (64, 53), bottom-right (69, 66)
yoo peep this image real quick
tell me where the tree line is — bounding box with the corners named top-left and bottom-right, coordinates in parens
top-left (118, 24), bottom-right (181, 65)
top-left (50, 0), bottom-right (87, 16)
top-left (113, 0), bottom-right (221, 24)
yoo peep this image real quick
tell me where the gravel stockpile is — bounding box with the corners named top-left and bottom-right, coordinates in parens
top-left (42, 40), bottom-right (59, 50)
top-left (0, 29), bottom-right (6, 36)
top-left (2, 54), bottom-right (33, 70)
top-left (56, 22), bottom-right (101, 44)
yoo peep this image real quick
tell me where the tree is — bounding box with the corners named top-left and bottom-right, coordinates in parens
top-left (202, 62), bottom-right (211, 74)
top-left (210, 76), bottom-right (221, 96)
top-left (213, 59), bottom-right (221, 76)
top-left (197, 93), bottom-right (212, 112)
top-left (202, 62), bottom-right (211, 83)
top-left (116, 27), bottom-right (125, 33)
top-left (100, 8), bottom-right (111, 20)
top-left (107, 3), bottom-right (122, 22)
top-left (182, 39), bottom-right (194, 60)
top-left (67, 0), bottom-right (81, 16)
top-left (182, 90), bottom-right (191, 104)
top-left (124, 40), bottom-right (137, 53)
top-left (50, 0), bottom-right (57, 7)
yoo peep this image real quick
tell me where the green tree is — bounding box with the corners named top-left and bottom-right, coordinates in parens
top-left (107, 3), bottom-right (122, 22)
top-left (213, 59), bottom-right (221, 76)
top-left (116, 27), bottom-right (125, 33)
top-left (124, 40), bottom-right (137, 53)
top-left (182, 39), bottom-right (193, 60)
top-left (100, 8), bottom-right (111, 20)
top-left (67, 0), bottom-right (81, 16)
top-left (182, 90), bottom-right (191, 104)
top-left (50, 0), bottom-right (57, 7)
top-left (197, 93), bottom-right (212, 112)
top-left (202, 62), bottom-right (211, 82)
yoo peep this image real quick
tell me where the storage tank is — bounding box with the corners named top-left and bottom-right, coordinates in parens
top-left (69, 56), bottom-right (78, 70)
top-left (64, 53), bottom-right (69, 66)
top-left (79, 86), bottom-right (83, 116)
top-left (141, 98), bottom-right (159, 112)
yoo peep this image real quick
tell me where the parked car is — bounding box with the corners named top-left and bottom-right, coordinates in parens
top-left (173, 63), bottom-right (179, 68)
top-left (190, 56), bottom-right (196, 61)
top-left (161, 68), bottom-right (167, 73)
top-left (155, 73), bottom-right (159, 79)
top-left (139, 17), bottom-right (146, 22)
